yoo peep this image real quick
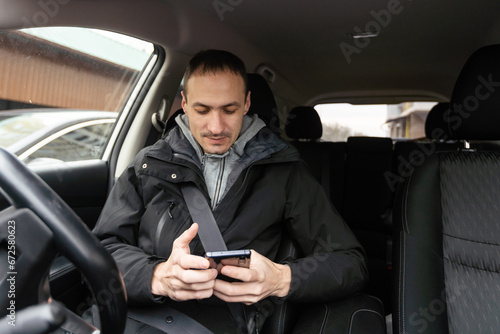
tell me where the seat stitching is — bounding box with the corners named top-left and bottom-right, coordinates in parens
top-left (400, 231), bottom-right (406, 334)
top-left (444, 257), bottom-right (500, 274)
top-left (365, 294), bottom-right (384, 306)
top-left (443, 232), bottom-right (500, 246)
top-left (402, 173), bottom-right (412, 233)
top-left (399, 175), bottom-right (411, 334)
top-left (348, 309), bottom-right (385, 334)
top-left (319, 303), bottom-right (328, 334)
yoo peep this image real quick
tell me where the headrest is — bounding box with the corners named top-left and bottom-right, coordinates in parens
top-left (285, 106), bottom-right (322, 140)
top-left (247, 73), bottom-right (281, 134)
top-left (424, 102), bottom-right (451, 140)
top-left (448, 45), bottom-right (500, 140)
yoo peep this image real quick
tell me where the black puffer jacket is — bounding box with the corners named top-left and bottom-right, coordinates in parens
top-left (93, 125), bottom-right (367, 305)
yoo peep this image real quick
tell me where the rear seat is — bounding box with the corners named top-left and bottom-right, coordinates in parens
top-left (285, 107), bottom-right (393, 312)
top-left (285, 106), bottom-right (346, 211)
top-left (393, 102), bottom-right (500, 192)
top-left (284, 102), bottom-right (500, 315)
top-left (392, 102), bottom-right (461, 192)
top-left (343, 136), bottom-right (393, 312)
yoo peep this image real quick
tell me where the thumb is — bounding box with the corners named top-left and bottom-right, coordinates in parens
top-left (173, 223), bottom-right (199, 250)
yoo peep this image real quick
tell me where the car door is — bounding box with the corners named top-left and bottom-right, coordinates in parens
top-left (0, 27), bottom-right (158, 228)
top-left (0, 26), bottom-right (161, 312)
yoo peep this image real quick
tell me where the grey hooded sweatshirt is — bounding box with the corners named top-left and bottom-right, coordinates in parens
top-left (176, 113), bottom-right (266, 209)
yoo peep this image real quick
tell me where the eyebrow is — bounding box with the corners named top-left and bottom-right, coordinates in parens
top-left (191, 101), bottom-right (242, 109)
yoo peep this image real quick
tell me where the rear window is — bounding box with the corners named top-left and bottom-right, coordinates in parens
top-left (315, 102), bottom-right (438, 141)
top-left (0, 27), bottom-right (155, 164)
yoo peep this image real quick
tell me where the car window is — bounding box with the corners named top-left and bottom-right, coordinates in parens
top-left (22, 121), bottom-right (115, 164)
top-left (315, 102), bottom-right (438, 141)
top-left (0, 27), bottom-right (155, 163)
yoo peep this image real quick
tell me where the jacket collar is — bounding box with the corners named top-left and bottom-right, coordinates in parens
top-left (146, 119), bottom-right (299, 167)
top-left (175, 113), bottom-right (266, 161)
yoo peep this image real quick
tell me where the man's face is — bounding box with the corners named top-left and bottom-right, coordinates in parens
top-left (181, 71), bottom-right (251, 155)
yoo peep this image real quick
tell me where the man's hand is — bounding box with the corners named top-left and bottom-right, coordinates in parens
top-left (151, 223), bottom-right (218, 301)
top-left (212, 250), bottom-right (291, 305)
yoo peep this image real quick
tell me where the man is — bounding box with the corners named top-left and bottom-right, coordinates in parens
top-left (93, 50), bottom-right (367, 333)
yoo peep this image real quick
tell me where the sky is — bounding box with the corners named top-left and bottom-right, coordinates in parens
top-left (315, 103), bottom-right (388, 137)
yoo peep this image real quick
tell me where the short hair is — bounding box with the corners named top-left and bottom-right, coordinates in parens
top-left (182, 49), bottom-right (248, 97)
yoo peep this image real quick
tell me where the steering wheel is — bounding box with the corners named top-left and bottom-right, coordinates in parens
top-left (0, 147), bottom-right (127, 333)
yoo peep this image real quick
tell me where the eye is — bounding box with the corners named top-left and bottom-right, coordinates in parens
top-left (194, 108), bottom-right (209, 115)
top-left (224, 108), bottom-right (237, 114)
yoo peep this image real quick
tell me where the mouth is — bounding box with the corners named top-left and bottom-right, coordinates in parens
top-left (206, 137), bottom-right (227, 145)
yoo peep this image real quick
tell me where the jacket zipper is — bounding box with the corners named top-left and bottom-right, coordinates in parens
top-left (154, 202), bottom-right (175, 254)
top-left (212, 156), bottom-right (226, 210)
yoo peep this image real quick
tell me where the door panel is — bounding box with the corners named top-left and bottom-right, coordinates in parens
top-left (29, 159), bottom-right (109, 229)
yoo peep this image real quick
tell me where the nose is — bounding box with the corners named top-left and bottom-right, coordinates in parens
top-left (206, 111), bottom-right (225, 135)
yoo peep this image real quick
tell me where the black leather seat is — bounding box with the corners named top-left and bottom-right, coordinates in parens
top-left (247, 73), bottom-right (281, 135)
top-left (392, 102), bottom-right (462, 188)
top-left (423, 102), bottom-right (452, 141)
top-left (393, 45), bottom-right (500, 333)
top-left (285, 106), bottom-right (347, 210)
top-left (343, 136), bottom-right (394, 313)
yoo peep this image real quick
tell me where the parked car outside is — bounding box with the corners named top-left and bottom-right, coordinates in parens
top-left (0, 109), bottom-right (116, 165)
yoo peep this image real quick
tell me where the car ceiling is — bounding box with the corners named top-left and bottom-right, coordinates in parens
top-left (1, 0), bottom-right (500, 106)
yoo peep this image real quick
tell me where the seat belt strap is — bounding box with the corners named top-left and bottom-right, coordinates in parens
top-left (128, 306), bottom-right (213, 334)
top-left (181, 183), bottom-right (228, 252)
top-left (180, 182), bottom-right (249, 334)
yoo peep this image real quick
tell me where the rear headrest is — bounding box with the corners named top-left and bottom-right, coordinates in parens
top-left (247, 73), bottom-right (281, 134)
top-left (448, 45), bottom-right (500, 140)
top-left (285, 106), bottom-right (322, 140)
top-left (424, 102), bottom-right (451, 140)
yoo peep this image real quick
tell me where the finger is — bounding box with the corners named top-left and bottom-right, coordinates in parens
top-left (175, 267), bottom-right (218, 284)
top-left (213, 279), bottom-right (265, 305)
top-left (213, 289), bottom-right (259, 305)
top-left (178, 253), bottom-right (212, 270)
top-left (173, 223), bottom-right (199, 250)
top-left (213, 278), bottom-right (252, 296)
top-left (170, 287), bottom-right (214, 301)
top-left (183, 279), bottom-right (216, 291)
top-left (220, 265), bottom-right (255, 282)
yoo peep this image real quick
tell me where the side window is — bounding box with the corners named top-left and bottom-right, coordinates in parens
top-left (0, 27), bottom-right (155, 164)
top-left (23, 121), bottom-right (115, 164)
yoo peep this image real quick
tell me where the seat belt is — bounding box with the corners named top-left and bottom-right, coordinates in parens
top-left (180, 183), bottom-right (227, 252)
top-left (125, 182), bottom-right (246, 334)
top-left (181, 183), bottom-right (250, 334)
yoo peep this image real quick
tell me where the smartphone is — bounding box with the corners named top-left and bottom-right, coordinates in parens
top-left (205, 249), bottom-right (251, 281)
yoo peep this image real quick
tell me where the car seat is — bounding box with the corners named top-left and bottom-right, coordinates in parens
top-left (392, 45), bottom-right (500, 333)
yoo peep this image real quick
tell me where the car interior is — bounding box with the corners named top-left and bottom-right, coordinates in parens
top-left (1, 1), bottom-right (500, 333)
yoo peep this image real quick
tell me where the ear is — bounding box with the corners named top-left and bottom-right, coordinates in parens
top-left (244, 91), bottom-right (251, 115)
top-left (181, 91), bottom-right (187, 111)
